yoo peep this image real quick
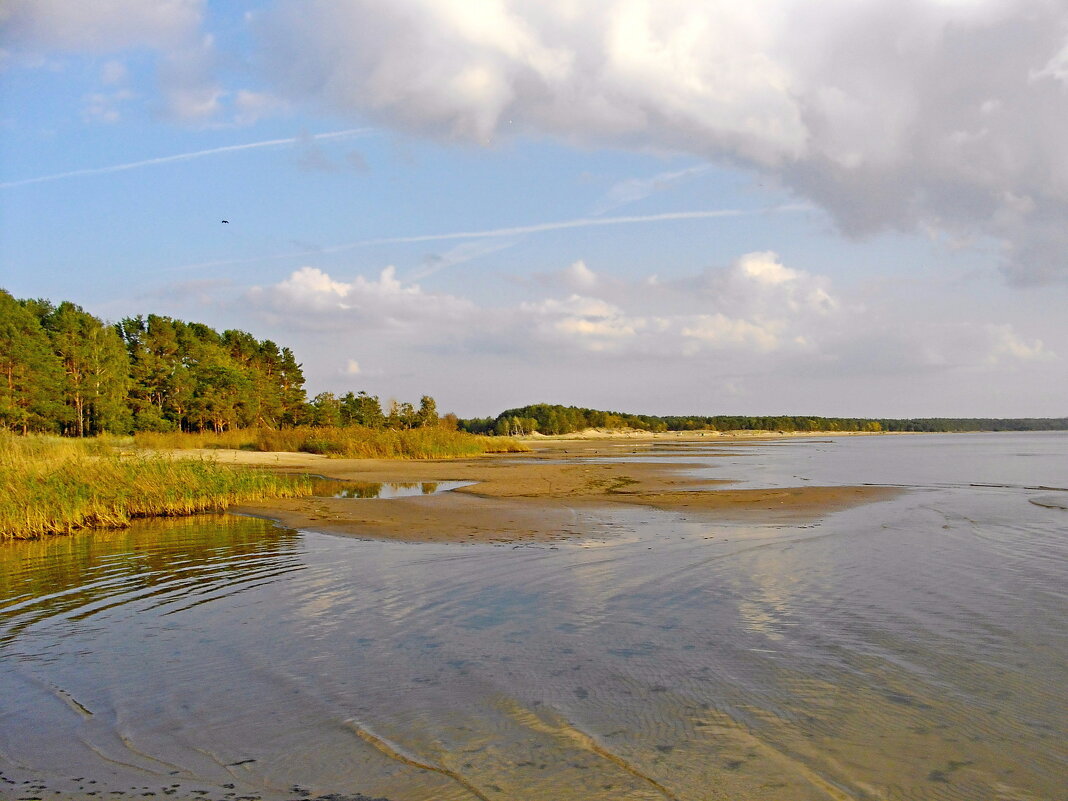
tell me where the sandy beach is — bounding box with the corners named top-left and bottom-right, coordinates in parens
top-left (218, 437), bottom-right (902, 543)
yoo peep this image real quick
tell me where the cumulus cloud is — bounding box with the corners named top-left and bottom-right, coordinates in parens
top-left (563, 260), bottom-right (598, 289)
top-left (254, 0), bottom-right (1068, 282)
top-left (680, 315), bottom-right (782, 352)
top-left (984, 323), bottom-right (1053, 364)
top-left (248, 265), bottom-right (475, 334)
top-left (244, 252), bottom-right (1055, 382)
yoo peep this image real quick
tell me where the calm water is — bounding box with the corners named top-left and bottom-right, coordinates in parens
top-left (309, 479), bottom-right (477, 499)
top-left (1, 434), bottom-right (1065, 800)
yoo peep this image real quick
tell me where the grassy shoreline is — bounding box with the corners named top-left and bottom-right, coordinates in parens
top-left (134, 425), bottom-right (529, 459)
top-left (1, 433), bottom-right (311, 539)
top-left (2, 427), bottom-right (528, 540)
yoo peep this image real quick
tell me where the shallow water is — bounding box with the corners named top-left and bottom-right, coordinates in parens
top-left (1, 434), bottom-right (1065, 800)
top-left (310, 479), bottom-right (477, 499)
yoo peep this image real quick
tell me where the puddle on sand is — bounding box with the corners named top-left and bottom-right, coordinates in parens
top-left (310, 478), bottom-right (476, 499)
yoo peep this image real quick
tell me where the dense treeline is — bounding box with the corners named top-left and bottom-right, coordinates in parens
top-left (6, 289), bottom-right (1064, 440)
top-left (0, 289), bottom-right (443, 436)
top-left (461, 404), bottom-right (1068, 436)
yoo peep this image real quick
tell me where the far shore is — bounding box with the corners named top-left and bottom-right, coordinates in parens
top-left (513, 427), bottom-right (901, 441)
top-left (223, 435), bottom-right (902, 543)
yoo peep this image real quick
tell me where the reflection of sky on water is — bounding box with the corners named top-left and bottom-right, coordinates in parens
top-left (311, 478), bottom-right (477, 499)
top-left (1, 435), bottom-right (1066, 800)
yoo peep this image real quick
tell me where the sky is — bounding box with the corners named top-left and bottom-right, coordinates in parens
top-left (1, 0), bottom-right (1066, 419)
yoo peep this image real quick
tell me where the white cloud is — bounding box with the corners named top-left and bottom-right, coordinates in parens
top-left (250, 266), bottom-right (475, 333)
top-left (258, 0), bottom-right (803, 159)
top-left (1, 0), bottom-right (203, 54)
top-left (253, 253), bottom-right (841, 361)
top-left (736, 251), bottom-right (800, 286)
top-left (157, 33), bottom-right (222, 122)
top-left (985, 323), bottom-right (1053, 364)
top-left (563, 260), bottom-right (598, 289)
top-left (255, 0), bottom-right (1068, 283)
top-left (681, 314), bottom-right (781, 352)
top-left (523, 294), bottom-right (620, 319)
top-left (702, 251), bottom-right (840, 318)
top-left (228, 251), bottom-right (1059, 414)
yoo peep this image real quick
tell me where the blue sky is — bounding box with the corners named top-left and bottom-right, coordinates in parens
top-left (2, 1), bottom-right (1066, 418)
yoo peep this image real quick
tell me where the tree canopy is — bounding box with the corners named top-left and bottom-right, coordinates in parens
top-left (459, 403), bottom-right (1068, 436)
top-left (0, 289), bottom-right (447, 437)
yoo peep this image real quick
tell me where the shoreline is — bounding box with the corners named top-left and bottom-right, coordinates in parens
top-left (224, 437), bottom-right (903, 543)
top-left (514, 428), bottom-right (899, 441)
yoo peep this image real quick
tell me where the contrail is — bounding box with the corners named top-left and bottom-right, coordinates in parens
top-left (321, 206), bottom-right (813, 252)
top-left (168, 204), bottom-right (812, 273)
top-left (0, 128), bottom-right (374, 189)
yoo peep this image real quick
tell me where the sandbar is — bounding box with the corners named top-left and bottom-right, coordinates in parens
top-left (216, 439), bottom-right (901, 543)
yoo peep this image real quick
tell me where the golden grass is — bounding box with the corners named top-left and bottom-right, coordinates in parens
top-left (0, 432), bottom-right (310, 539)
top-left (134, 425), bottom-right (529, 459)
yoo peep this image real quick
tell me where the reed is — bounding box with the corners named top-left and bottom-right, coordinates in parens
top-left (0, 432), bottom-right (310, 539)
top-left (134, 426), bottom-right (529, 459)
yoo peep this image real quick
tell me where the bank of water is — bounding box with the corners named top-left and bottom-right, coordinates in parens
top-left (1, 434), bottom-right (1065, 800)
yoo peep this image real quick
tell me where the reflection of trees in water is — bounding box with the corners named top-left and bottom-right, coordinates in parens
top-left (311, 480), bottom-right (442, 498)
top-left (0, 515), bottom-right (302, 646)
top-left (331, 482), bottom-right (385, 499)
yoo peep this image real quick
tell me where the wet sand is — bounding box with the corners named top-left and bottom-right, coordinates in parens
top-left (217, 439), bottom-right (902, 542)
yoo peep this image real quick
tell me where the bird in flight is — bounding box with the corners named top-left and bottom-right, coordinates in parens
top-left (221, 220), bottom-right (229, 224)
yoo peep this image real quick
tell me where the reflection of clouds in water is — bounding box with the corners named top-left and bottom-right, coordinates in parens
top-left (3, 437), bottom-right (1067, 800)
top-left (736, 548), bottom-right (805, 643)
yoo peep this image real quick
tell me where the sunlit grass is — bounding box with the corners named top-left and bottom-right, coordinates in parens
top-left (134, 425), bottom-right (529, 459)
top-left (0, 432), bottom-right (310, 539)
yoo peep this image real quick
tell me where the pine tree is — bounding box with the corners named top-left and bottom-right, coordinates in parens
top-left (0, 291), bottom-right (66, 432)
top-left (34, 300), bottom-right (130, 435)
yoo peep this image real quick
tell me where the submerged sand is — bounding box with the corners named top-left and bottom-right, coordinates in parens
top-left (215, 439), bottom-right (902, 543)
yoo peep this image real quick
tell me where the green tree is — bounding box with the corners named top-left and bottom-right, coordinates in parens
top-left (416, 395), bottom-right (438, 428)
top-left (310, 392), bottom-right (342, 427)
top-left (34, 301), bottom-right (130, 435)
top-left (386, 399), bottom-right (417, 429)
top-left (277, 347), bottom-right (306, 425)
top-left (0, 290), bottom-right (66, 432)
top-left (340, 391), bottom-right (384, 428)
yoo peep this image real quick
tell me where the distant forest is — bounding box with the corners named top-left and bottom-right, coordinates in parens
top-left (3, 289), bottom-right (1064, 438)
top-left (459, 404), bottom-right (1068, 436)
top-left (0, 289), bottom-right (441, 436)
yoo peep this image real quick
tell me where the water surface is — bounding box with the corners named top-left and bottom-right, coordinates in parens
top-left (1, 434), bottom-right (1065, 800)
top-left (309, 479), bottom-right (476, 499)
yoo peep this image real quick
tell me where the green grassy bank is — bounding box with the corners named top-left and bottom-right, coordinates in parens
top-left (0, 433), bottom-right (311, 539)
top-left (134, 425), bottom-right (529, 459)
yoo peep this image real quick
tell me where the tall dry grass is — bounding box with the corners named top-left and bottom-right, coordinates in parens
top-left (0, 432), bottom-right (310, 539)
top-left (134, 425), bottom-right (529, 459)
